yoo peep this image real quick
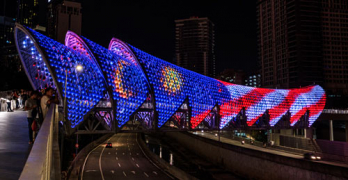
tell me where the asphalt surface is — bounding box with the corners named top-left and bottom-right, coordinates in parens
top-left (193, 131), bottom-right (348, 168)
top-left (81, 133), bottom-right (173, 180)
top-left (0, 110), bottom-right (32, 180)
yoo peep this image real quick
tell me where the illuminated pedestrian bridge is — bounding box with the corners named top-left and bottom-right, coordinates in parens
top-left (14, 24), bottom-right (326, 131)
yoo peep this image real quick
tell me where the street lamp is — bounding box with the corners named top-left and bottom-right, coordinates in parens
top-left (64, 64), bottom-right (84, 121)
top-left (76, 64), bottom-right (83, 72)
top-left (62, 64), bottom-right (83, 159)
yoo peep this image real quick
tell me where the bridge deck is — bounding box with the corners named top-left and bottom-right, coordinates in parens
top-left (0, 110), bottom-right (32, 180)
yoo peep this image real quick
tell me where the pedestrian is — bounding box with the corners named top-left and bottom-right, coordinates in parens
top-left (6, 92), bottom-right (13, 112)
top-left (36, 93), bottom-right (44, 125)
top-left (41, 87), bottom-right (59, 118)
top-left (22, 91), bottom-right (28, 108)
top-left (25, 91), bottom-right (39, 144)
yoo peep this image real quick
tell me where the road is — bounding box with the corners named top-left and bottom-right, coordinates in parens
top-left (81, 133), bottom-right (173, 180)
top-left (192, 131), bottom-right (348, 168)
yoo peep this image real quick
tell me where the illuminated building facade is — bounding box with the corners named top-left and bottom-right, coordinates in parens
top-left (14, 24), bottom-right (326, 130)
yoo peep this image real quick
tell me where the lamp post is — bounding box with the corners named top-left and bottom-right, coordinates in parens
top-left (74, 64), bottom-right (83, 156)
top-left (63, 65), bottom-right (83, 160)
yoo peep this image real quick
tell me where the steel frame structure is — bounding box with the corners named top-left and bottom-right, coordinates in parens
top-left (14, 24), bottom-right (326, 133)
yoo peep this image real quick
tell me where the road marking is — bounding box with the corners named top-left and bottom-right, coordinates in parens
top-left (111, 170), bottom-right (114, 174)
top-left (132, 157), bottom-right (134, 161)
top-left (115, 152), bottom-right (117, 155)
top-left (130, 152), bottom-right (131, 155)
top-left (144, 172), bottom-right (149, 177)
top-left (99, 142), bottom-right (107, 180)
top-left (137, 153), bottom-right (139, 156)
top-left (135, 133), bottom-right (175, 180)
top-left (108, 152), bottom-right (110, 155)
top-left (85, 170), bottom-right (97, 172)
top-left (153, 171), bottom-right (157, 175)
top-left (116, 157), bottom-right (118, 160)
top-left (136, 164), bottom-right (139, 167)
top-left (131, 171), bottom-right (136, 174)
top-left (123, 171), bottom-right (127, 177)
top-left (123, 153), bottom-right (125, 155)
top-left (118, 163), bottom-right (121, 167)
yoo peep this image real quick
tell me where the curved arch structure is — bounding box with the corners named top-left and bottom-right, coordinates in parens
top-left (64, 32), bottom-right (150, 128)
top-left (15, 24), bottom-right (326, 129)
top-left (15, 24), bottom-right (106, 128)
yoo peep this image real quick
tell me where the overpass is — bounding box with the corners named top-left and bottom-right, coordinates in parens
top-left (14, 23), bottom-right (327, 134)
top-left (13, 24), bottom-right (348, 179)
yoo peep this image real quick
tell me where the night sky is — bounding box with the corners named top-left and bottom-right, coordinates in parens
top-left (1, 0), bottom-right (259, 74)
top-left (81, 0), bottom-right (258, 74)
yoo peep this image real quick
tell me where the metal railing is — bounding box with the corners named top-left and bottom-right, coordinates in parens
top-left (19, 104), bottom-right (61, 180)
top-left (322, 109), bottom-right (348, 114)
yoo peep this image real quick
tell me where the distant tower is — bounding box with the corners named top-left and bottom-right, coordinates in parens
top-left (175, 17), bottom-right (215, 77)
top-left (257, 0), bottom-right (323, 89)
top-left (17, 0), bottom-right (40, 28)
top-left (47, 0), bottom-right (82, 43)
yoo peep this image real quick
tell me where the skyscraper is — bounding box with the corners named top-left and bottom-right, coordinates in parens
top-left (257, 0), bottom-right (348, 97)
top-left (175, 17), bottom-right (215, 77)
top-left (47, 0), bottom-right (82, 43)
top-left (257, 0), bottom-right (323, 89)
top-left (321, 0), bottom-right (348, 96)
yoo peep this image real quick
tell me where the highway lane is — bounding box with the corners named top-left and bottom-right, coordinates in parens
top-left (82, 133), bottom-right (173, 180)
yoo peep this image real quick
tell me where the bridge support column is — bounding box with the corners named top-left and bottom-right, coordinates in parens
top-left (305, 128), bottom-right (313, 139)
top-left (304, 128), bottom-right (306, 138)
top-left (345, 122), bottom-right (348, 142)
top-left (330, 120), bottom-right (334, 141)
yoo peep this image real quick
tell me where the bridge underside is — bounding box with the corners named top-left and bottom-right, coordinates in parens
top-left (14, 24), bottom-right (327, 134)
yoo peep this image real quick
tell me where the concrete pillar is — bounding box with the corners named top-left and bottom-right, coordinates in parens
top-left (169, 152), bottom-right (174, 165)
top-left (304, 128), bottom-right (307, 138)
top-left (330, 120), bottom-right (334, 141)
top-left (345, 122), bottom-right (348, 142)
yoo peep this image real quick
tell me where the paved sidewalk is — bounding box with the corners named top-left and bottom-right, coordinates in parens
top-left (0, 110), bottom-right (32, 180)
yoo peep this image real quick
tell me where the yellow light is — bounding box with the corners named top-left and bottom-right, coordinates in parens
top-left (76, 65), bottom-right (83, 72)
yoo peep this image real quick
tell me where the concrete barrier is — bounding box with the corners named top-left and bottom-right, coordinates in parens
top-left (136, 133), bottom-right (197, 180)
top-left (166, 132), bottom-right (348, 180)
top-left (19, 104), bottom-right (61, 180)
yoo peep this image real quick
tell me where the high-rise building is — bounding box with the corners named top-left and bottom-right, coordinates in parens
top-left (17, 0), bottom-right (40, 27)
top-left (258, 0), bottom-right (348, 97)
top-left (0, 16), bottom-right (24, 90)
top-left (321, 1), bottom-right (348, 96)
top-left (257, 0), bottom-right (323, 89)
top-left (47, 0), bottom-right (82, 43)
top-left (175, 17), bottom-right (215, 77)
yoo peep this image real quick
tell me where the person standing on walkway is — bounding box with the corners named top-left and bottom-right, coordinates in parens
top-left (41, 88), bottom-right (59, 119)
top-left (25, 91), bottom-right (38, 144)
top-left (6, 92), bottom-right (13, 112)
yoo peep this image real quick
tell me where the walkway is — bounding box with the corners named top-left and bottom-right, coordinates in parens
top-left (0, 110), bottom-right (32, 180)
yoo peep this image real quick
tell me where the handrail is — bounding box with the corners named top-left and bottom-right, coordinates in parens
top-left (19, 104), bottom-right (61, 180)
top-left (322, 109), bottom-right (348, 114)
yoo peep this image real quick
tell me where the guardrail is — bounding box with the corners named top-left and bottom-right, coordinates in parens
top-left (322, 109), bottom-right (348, 114)
top-left (19, 104), bottom-right (61, 180)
